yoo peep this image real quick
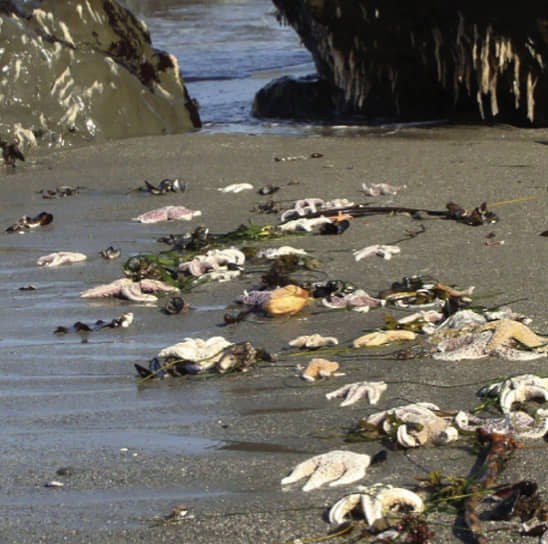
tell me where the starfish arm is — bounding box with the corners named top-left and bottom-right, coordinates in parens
top-left (80, 279), bottom-right (128, 298)
top-left (339, 384), bottom-right (368, 407)
top-left (483, 319), bottom-right (548, 350)
top-left (281, 457), bottom-right (318, 486)
top-left (302, 461), bottom-right (345, 491)
top-left (120, 284), bottom-right (157, 302)
top-left (328, 493), bottom-right (363, 525)
top-left (325, 384), bottom-right (352, 401)
top-left (329, 464), bottom-right (368, 487)
top-left (366, 382), bottom-right (388, 405)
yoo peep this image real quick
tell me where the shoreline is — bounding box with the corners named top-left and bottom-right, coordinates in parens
top-left (1, 126), bottom-right (547, 543)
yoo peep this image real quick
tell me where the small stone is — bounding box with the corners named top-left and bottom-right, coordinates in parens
top-left (45, 480), bottom-right (64, 488)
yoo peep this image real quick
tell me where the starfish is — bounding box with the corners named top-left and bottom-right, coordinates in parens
top-left (455, 409), bottom-right (548, 439)
top-left (279, 216), bottom-right (332, 232)
top-left (281, 450), bottom-right (371, 492)
top-left (236, 289), bottom-right (273, 307)
top-left (324, 198), bottom-right (355, 209)
top-left (289, 334), bottom-right (339, 349)
top-left (132, 206), bottom-right (201, 224)
top-left (179, 248), bottom-right (245, 280)
top-left (300, 358), bottom-right (340, 381)
top-left (322, 289), bottom-right (385, 312)
top-left (365, 402), bottom-right (458, 448)
top-left (37, 251), bottom-right (87, 267)
top-left (481, 319), bottom-right (548, 351)
top-left (157, 336), bottom-right (234, 373)
top-left (328, 484), bottom-right (423, 529)
top-left (263, 284), bottom-right (310, 316)
top-left (433, 320), bottom-right (548, 361)
top-left (257, 246), bottom-right (308, 259)
top-left (480, 374), bottom-right (548, 414)
top-left (353, 245), bottom-right (401, 261)
top-left (159, 336), bottom-right (232, 360)
top-left (361, 182), bottom-right (407, 196)
top-left (217, 183), bottom-right (254, 193)
top-left (326, 381), bottom-right (387, 407)
top-left (353, 330), bottom-right (416, 348)
top-left (280, 198), bottom-right (326, 221)
top-left (80, 278), bottom-right (179, 302)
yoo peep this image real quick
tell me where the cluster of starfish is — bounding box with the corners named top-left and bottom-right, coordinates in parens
top-left (178, 248), bottom-right (245, 281)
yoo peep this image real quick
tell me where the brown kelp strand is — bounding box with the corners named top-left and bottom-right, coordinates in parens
top-left (284, 201), bottom-right (498, 226)
top-left (463, 430), bottom-right (522, 544)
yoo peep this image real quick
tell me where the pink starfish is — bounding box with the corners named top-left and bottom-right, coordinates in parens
top-left (132, 206), bottom-right (201, 224)
top-left (81, 278), bottom-right (179, 302)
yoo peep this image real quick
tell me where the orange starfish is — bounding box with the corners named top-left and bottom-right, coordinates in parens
top-left (326, 211), bottom-right (354, 223)
top-left (481, 319), bottom-right (548, 351)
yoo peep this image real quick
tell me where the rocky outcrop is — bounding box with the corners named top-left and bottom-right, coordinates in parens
top-left (255, 1), bottom-right (547, 125)
top-left (0, 0), bottom-right (200, 155)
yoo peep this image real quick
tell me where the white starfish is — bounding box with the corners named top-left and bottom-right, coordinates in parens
top-left (279, 216), bottom-right (332, 232)
top-left (480, 374), bottom-right (548, 414)
top-left (158, 336), bottom-right (233, 373)
top-left (324, 198), bottom-right (354, 209)
top-left (179, 248), bottom-right (245, 280)
top-left (328, 484), bottom-right (423, 529)
top-left (256, 246), bottom-right (308, 259)
top-left (217, 183), bottom-right (254, 193)
top-left (37, 251), bottom-right (87, 267)
top-left (365, 402), bottom-right (458, 448)
top-left (326, 381), bottom-right (387, 407)
top-left (322, 289), bottom-right (385, 312)
top-left (280, 198), bottom-right (326, 221)
top-left (158, 336), bottom-right (232, 361)
top-left (454, 409), bottom-right (548, 439)
top-left (353, 245), bottom-right (400, 261)
top-left (289, 334), bottom-right (339, 349)
top-left (132, 206), bottom-right (201, 223)
top-left (80, 278), bottom-right (178, 301)
top-left (281, 450), bottom-right (371, 492)
top-left (361, 183), bottom-right (407, 196)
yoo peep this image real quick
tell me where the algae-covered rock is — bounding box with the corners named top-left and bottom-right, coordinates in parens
top-left (257, 1), bottom-right (547, 125)
top-left (0, 0), bottom-right (200, 154)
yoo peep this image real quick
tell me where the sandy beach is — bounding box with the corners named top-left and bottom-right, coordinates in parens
top-left (1, 126), bottom-right (547, 543)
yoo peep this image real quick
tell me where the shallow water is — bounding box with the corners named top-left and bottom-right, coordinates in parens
top-left (122, 0), bottom-right (315, 131)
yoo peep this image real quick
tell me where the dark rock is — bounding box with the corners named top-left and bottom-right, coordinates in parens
top-left (252, 75), bottom-right (341, 120)
top-left (259, 1), bottom-right (548, 125)
top-left (0, 0), bottom-right (200, 157)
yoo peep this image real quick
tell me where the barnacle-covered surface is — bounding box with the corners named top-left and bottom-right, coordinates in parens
top-left (0, 0), bottom-right (200, 154)
top-left (264, 0), bottom-right (547, 123)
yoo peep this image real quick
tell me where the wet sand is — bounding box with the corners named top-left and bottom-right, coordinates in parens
top-left (1, 126), bottom-right (547, 543)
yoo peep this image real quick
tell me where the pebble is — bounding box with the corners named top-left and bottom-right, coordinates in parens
top-left (44, 480), bottom-right (64, 488)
